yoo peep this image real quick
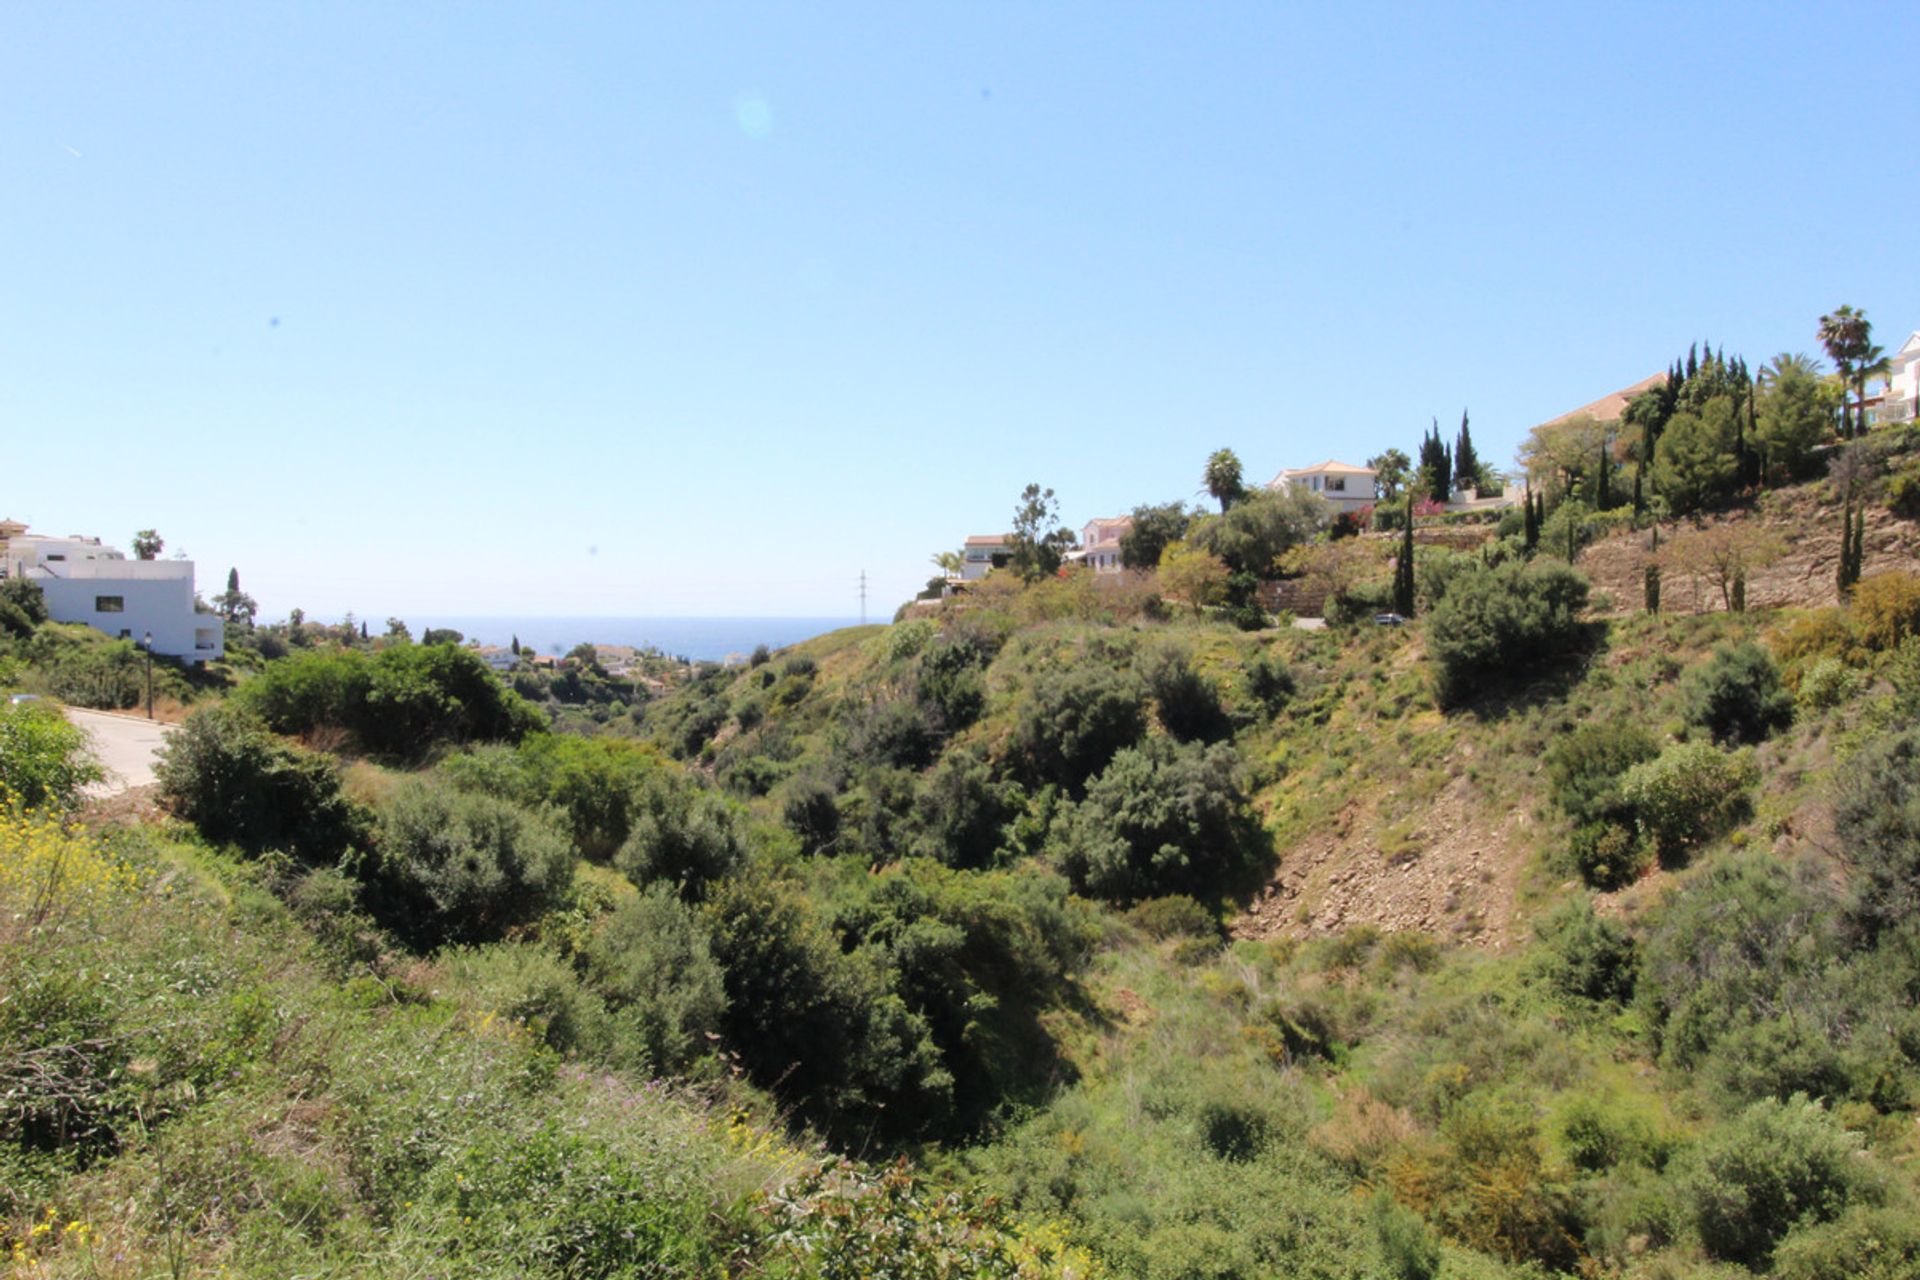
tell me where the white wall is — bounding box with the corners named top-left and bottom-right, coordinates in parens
top-left (29, 561), bottom-right (223, 662)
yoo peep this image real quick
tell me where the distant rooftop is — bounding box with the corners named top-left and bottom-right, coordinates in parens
top-left (1538, 372), bottom-right (1667, 428)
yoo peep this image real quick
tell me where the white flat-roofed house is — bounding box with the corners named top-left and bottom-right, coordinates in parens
top-left (960, 534), bottom-right (1011, 581)
top-left (1871, 331), bottom-right (1920, 426)
top-left (1269, 460), bottom-right (1377, 515)
top-left (472, 644), bottom-right (518, 673)
top-left (2, 531), bottom-right (224, 663)
top-left (1078, 517), bottom-right (1132, 573)
top-left (594, 644), bottom-right (639, 676)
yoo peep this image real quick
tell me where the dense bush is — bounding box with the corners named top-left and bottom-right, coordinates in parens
top-left (703, 874), bottom-right (950, 1143)
top-left (1016, 662), bottom-right (1148, 791)
top-left (1850, 572), bottom-right (1920, 653)
top-left (612, 780), bottom-right (747, 898)
top-left (0, 700), bottom-right (102, 809)
top-left (0, 577), bottom-right (47, 639)
top-left (911, 746), bottom-right (1014, 868)
top-left (370, 779), bottom-right (574, 946)
top-left (1139, 643), bottom-right (1231, 743)
top-left (1545, 720), bottom-right (1660, 828)
top-left (155, 704), bottom-right (367, 861)
top-left (1773, 1205), bottom-right (1920, 1280)
top-left (1426, 561), bottom-right (1590, 706)
top-left (583, 885), bottom-right (728, 1074)
top-left (1681, 1095), bottom-right (1875, 1268)
top-left (1684, 641), bottom-right (1794, 745)
top-left (1637, 854), bottom-right (1833, 1075)
top-left (444, 735), bottom-right (667, 861)
top-left (1533, 894), bottom-right (1636, 1004)
top-left (241, 643), bottom-right (541, 756)
top-left (1244, 650), bottom-right (1296, 714)
top-left (1835, 726), bottom-right (1920, 942)
top-left (1619, 741), bottom-right (1757, 859)
top-left (781, 769), bottom-right (842, 855)
top-left (1049, 737), bottom-right (1263, 904)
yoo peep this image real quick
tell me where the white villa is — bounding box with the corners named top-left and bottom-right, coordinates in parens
top-left (959, 533), bottom-right (1010, 582)
top-left (1268, 460), bottom-right (1377, 515)
top-left (1075, 516), bottom-right (1132, 573)
top-left (0, 521), bottom-right (225, 663)
top-left (1871, 331), bottom-right (1920, 426)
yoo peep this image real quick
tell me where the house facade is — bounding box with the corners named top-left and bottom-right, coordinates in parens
top-left (960, 534), bottom-right (1010, 581)
top-left (1, 528), bottom-right (224, 663)
top-left (1076, 516), bottom-right (1132, 573)
top-left (1268, 460), bottom-right (1377, 515)
top-left (1872, 331), bottom-right (1920, 426)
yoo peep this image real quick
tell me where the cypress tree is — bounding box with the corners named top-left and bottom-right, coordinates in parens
top-left (1597, 435), bottom-right (1612, 509)
top-left (511, 634), bottom-right (522, 655)
top-left (1454, 410), bottom-right (1479, 494)
top-left (1838, 501), bottom-right (1866, 596)
top-left (1645, 527), bottom-right (1662, 613)
top-left (360, 620), bottom-right (369, 641)
top-left (1523, 487), bottom-right (1539, 551)
top-left (1393, 493), bottom-right (1416, 616)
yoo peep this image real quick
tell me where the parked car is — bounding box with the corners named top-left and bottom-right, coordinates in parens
top-left (1372, 612), bottom-right (1406, 627)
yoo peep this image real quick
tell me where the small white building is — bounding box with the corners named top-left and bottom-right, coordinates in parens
top-left (1268, 460), bottom-right (1377, 515)
top-left (1077, 516), bottom-right (1132, 573)
top-left (1872, 331), bottom-right (1920, 426)
top-left (960, 534), bottom-right (1011, 582)
top-left (1, 529), bottom-right (224, 663)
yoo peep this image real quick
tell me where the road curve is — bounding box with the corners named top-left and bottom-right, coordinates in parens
top-left (63, 706), bottom-right (174, 797)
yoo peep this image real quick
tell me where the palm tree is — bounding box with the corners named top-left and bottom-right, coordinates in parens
top-left (930, 550), bottom-right (963, 578)
top-left (1819, 305), bottom-right (1872, 437)
top-left (1758, 352), bottom-right (1822, 388)
top-left (1203, 448), bottom-right (1246, 511)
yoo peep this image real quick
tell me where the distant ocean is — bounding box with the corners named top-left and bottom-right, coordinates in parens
top-left (417, 617), bottom-right (869, 663)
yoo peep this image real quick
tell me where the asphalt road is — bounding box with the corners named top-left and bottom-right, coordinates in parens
top-left (63, 706), bottom-right (173, 797)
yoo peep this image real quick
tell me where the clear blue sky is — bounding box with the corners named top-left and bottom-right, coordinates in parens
top-left (5, 3), bottom-right (1915, 620)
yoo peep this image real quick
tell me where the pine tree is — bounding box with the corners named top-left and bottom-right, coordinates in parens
top-left (1393, 493), bottom-right (1416, 616)
top-left (1454, 411), bottom-right (1480, 494)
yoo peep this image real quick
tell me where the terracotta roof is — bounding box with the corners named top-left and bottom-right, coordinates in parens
top-left (1539, 373), bottom-right (1667, 428)
top-left (964, 533), bottom-right (1010, 547)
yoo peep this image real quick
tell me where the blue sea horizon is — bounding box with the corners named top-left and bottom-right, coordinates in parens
top-left (416, 616), bottom-right (870, 663)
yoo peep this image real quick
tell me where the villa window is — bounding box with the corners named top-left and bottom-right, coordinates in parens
top-left (1327, 477), bottom-right (1346, 492)
top-left (95, 595), bottom-right (125, 613)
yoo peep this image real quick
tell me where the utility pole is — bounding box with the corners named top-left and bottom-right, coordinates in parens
top-left (858, 570), bottom-right (868, 625)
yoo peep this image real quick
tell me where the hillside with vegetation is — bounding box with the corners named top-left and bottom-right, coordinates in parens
top-left (9, 365), bottom-right (1920, 1274)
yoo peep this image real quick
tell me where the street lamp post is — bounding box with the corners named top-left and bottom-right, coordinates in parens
top-left (141, 631), bottom-right (154, 720)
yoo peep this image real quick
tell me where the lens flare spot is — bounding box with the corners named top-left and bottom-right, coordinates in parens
top-left (734, 94), bottom-right (773, 139)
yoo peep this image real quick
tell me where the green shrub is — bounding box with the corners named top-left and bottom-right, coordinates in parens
top-left (614, 781), bottom-right (747, 897)
top-left (240, 643), bottom-right (540, 757)
top-left (1798, 656), bottom-right (1866, 710)
top-left (1245, 650), bottom-right (1296, 714)
top-left (781, 770), bottom-right (841, 856)
top-left (0, 700), bottom-right (102, 809)
top-left (0, 576), bottom-right (48, 630)
top-left (1552, 1092), bottom-right (1662, 1173)
top-left (1567, 820), bottom-right (1651, 890)
top-left (1426, 560), bottom-right (1590, 706)
top-left (441, 942), bottom-right (610, 1059)
top-left (1533, 894), bottom-right (1637, 1004)
top-left (1017, 661), bottom-right (1148, 790)
top-left (911, 747), bottom-right (1014, 869)
top-left (1139, 644), bottom-right (1231, 743)
top-left (445, 735), bottom-right (667, 862)
top-left (371, 779), bottom-right (574, 947)
top-left (1773, 1205), bottom-right (1920, 1280)
top-left (1886, 462), bottom-right (1920, 519)
top-left (1049, 738), bottom-right (1264, 904)
top-left (1546, 720), bottom-right (1661, 828)
top-left (1620, 741), bottom-right (1757, 858)
top-left (1127, 894), bottom-right (1220, 941)
top-left (1835, 726), bottom-right (1920, 943)
top-left (1681, 1094), bottom-right (1874, 1268)
top-left (1684, 642), bottom-right (1794, 745)
top-left (155, 704), bottom-right (367, 861)
top-left (1850, 572), bottom-right (1920, 653)
top-left (583, 885), bottom-right (728, 1074)
top-left (1638, 854), bottom-right (1832, 1074)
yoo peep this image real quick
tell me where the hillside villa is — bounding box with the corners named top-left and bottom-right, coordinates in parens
top-left (1870, 331), bottom-right (1920, 426)
top-left (0, 520), bottom-right (224, 662)
top-left (960, 534), bottom-right (1010, 582)
top-left (1268, 460), bottom-right (1377, 516)
top-left (1073, 516), bottom-right (1132, 573)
